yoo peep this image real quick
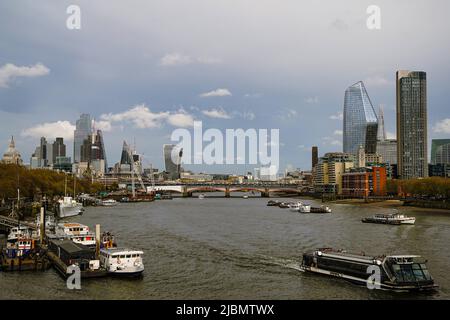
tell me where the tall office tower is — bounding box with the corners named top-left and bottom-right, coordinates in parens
top-left (376, 139), bottom-right (397, 165)
top-left (343, 81), bottom-right (378, 155)
top-left (53, 137), bottom-right (66, 163)
top-left (73, 114), bottom-right (92, 163)
top-left (396, 70), bottom-right (428, 179)
top-left (163, 144), bottom-right (183, 180)
top-left (45, 142), bottom-right (54, 166)
top-left (91, 130), bottom-right (107, 172)
top-left (431, 139), bottom-right (450, 165)
top-left (39, 137), bottom-right (47, 167)
top-left (311, 146), bottom-right (318, 169)
top-left (377, 105), bottom-right (387, 141)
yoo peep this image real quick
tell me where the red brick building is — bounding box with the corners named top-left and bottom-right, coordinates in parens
top-left (342, 167), bottom-right (387, 197)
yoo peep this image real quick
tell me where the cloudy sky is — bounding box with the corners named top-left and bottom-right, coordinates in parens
top-left (1, 0), bottom-right (449, 174)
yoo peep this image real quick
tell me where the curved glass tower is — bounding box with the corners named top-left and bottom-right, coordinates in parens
top-left (343, 81), bottom-right (378, 155)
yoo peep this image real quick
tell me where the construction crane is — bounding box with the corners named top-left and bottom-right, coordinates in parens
top-left (125, 141), bottom-right (146, 198)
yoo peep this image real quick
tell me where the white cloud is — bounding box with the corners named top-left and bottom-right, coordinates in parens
top-left (166, 110), bottom-right (195, 127)
top-left (0, 63), bottom-right (50, 88)
top-left (242, 111), bottom-right (256, 120)
top-left (159, 53), bottom-right (192, 66)
top-left (386, 131), bottom-right (396, 139)
top-left (364, 75), bottom-right (392, 87)
top-left (159, 53), bottom-right (221, 67)
top-left (93, 120), bottom-right (113, 132)
top-left (305, 96), bottom-right (319, 104)
top-left (199, 88), bottom-right (232, 97)
top-left (202, 108), bottom-right (232, 119)
top-left (329, 112), bottom-right (343, 120)
top-left (100, 104), bottom-right (194, 129)
top-left (433, 119), bottom-right (450, 134)
top-left (334, 130), bottom-right (343, 136)
top-left (21, 121), bottom-right (75, 141)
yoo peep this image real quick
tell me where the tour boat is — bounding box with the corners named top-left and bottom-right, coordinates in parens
top-left (100, 199), bottom-right (118, 206)
top-left (299, 203), bottom-right (311, 213)
top-left (300, 248), bottom-right (437, 292)
top-left (99, 248), bottom-right (144, 276)
top-left (289, 202), bottom-right (302, 212)
top-left (57, 196), bottom-right (84, 218)
top-left (362, 213), bottom-right (416, 225)
top-left (267, 200), bottom-right (281, 206)
top-left (7, 226), bottom-right (31, 243)
top-left (52, 222), bottom-right (96, 247)
top-left (310, 205), bottom-right (332, 214)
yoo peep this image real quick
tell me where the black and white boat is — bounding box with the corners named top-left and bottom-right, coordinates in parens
top-left (300, 248), bottom-right (437, 292)
top-left (362, 213), bottom-right (415, 225)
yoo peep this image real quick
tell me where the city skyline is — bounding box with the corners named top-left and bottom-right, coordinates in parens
top-left (1, 1), bottom-right (450, 173)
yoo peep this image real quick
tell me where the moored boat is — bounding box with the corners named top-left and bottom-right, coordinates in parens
top-left (99, 247), bottom-right (144, 276)
top-left (57, 196), bottom-right (84, 218)
top-left (310, 205), bottom-right (332, 214)
top-left (300, 248), bottom-right (437, 292)
top-left (100, 199), bottom-right (118, 207)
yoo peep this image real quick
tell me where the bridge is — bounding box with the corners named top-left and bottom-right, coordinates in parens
top-left (146, 184), bottom-right (308, 198)
top-left (0, 215), bottom-right (37, 230)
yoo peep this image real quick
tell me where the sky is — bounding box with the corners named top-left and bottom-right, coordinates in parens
top-left (1, 0), bottom-right (450, 174)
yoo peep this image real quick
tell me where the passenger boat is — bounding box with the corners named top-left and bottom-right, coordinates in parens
top-left (51, 222), bottom-right (96, 247)
top-left (300, 248), bottom-right (437, 292)
top-left (298, 203), bottom-right (311, 213)
top-left (99, 248), bottom-right (144, 276)
top-left (100, 199), bottom-right (118, 206)
top-left (57, 196), bottom-right (84, 218)
top-left (289, 202), bottom-right (302, 212)
top-left (362, 213), bottom-right (415, 225)
top-left (267, 200), bottom-right (281, 206)
top-left (7, 226), bottom-right (31, 243)
top-left (310, 205), bottom-right (332, 214)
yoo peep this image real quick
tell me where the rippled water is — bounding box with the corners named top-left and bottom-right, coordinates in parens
top-left (1, 194), bottom-right (449, 299)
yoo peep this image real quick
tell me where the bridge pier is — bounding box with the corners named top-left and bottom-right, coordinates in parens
top-left (261, 188), bottom-right (270, 198)
top-left (225, 187), bottom-right (230, 198)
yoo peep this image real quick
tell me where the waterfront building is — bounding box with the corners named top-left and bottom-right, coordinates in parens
top-left (429, 163), bottom-right (450, 178)
top-left (342, 166), bottom-right (387, 197)
top-left (431, 139), bottom-right (450, 165)
top-left (73, 114), bottom-right (92, 163)
top-left (396, 70), bottom-right (428, 179)
top-left (313, 152), bottom-right (355, 194)
top-left (343, 81), bottom-right (378, 155)
top-left (163, 144), bottom-right (183, 180)
top-left (1, 136), bottom-right (23, 165)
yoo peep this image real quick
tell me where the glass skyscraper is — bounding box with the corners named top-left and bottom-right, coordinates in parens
top-left (163, 144), bottom-right (183, 180)
top-left (396, 70), bottom-right (428, 179)
top-left (343, 81), bottom-right (378, 155)
top-left (73, 114), bottom-right (92, 163)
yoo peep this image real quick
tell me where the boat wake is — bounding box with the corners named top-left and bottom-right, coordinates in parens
top-left (256, 254), bottom-right (302, 272)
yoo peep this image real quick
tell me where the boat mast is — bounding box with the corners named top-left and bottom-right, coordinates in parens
top-left (64, 174), bottom-right (67, 197)
top-left (73, 174), bottom-right (76, 198)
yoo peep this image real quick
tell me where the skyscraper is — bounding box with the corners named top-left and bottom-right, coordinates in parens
top-left (343, 81), bottom-right (378, 155)
top-left (396, 70), bottom-right (428, 179)
top-left (431, 139), bottom-right (450, 165)
top-left (311, 146), bottom-right (318, 169)
top-left (163, 144), bottom-right (183, 180)
top-left (377, 105), bottom-right (387, 141)
top-left (53, 137), bottom-right (66, 163)
top-left (73, 114), bottom-right (92, 163)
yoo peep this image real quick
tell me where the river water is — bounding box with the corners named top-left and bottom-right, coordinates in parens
top-left (1, 194), bottom-right (449, 299)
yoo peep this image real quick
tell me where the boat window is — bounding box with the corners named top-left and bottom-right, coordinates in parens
top-left (126, 255), bottom-right (131, 258)
top-left (120, 255), bottom-right (126, 259)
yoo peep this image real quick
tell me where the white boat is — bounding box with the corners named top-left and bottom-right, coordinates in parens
top-left (299, 203), bottom-right (311, 213)
top-left (289, 202), bottom-right (302, 212)
top-left (100, 199), bottom-right (118, 206)
top-left (57, 196), bottom-right (84, 218)
top-left (7, 226), bottom-right (31, 243)
top-left (52, 222), bottom-right (96, 247)
top-left (198, 194), bottom-right (205, 199)
top-left (362, 213), bottom-right (416, 225)
top-left (243, 195), bottom-right (249, 199)
top-left (99, 248), bottom-right (144, 276)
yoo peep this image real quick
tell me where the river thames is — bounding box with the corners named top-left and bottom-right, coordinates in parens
top-left (1, 195), bottom-right (449, 299)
